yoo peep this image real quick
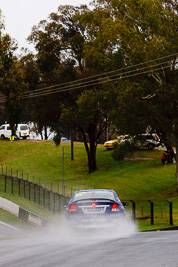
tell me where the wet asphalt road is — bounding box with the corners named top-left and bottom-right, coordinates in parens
top-left (0, 220), bottom-right (178, 267)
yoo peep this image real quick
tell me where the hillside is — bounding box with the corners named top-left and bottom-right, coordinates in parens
top-left (0, 139), bottom-right (176, 200)
top-left (0, 139), bottom-right (177, 231)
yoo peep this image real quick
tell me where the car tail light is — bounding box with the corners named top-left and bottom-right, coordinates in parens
top-left (69, 204), bottom-right (76, 213)
top-left (92, 202), bottom-right (96, 207)
top-left (111, 203), bottom-right (120, 212)
top-left (156, 135), bottom-right (160, 141)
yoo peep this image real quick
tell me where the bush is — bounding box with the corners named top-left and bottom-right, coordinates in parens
top-left (112, 141), bottom-right (135, 161)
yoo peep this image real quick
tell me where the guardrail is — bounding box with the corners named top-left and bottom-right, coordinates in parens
top-left (19, 207), bottom-right (51, 228)
top-left (0, 196), bottom-right (51, 228)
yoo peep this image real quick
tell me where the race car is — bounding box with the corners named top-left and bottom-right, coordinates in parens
top-left (65, 189), bottom-right (127, 228)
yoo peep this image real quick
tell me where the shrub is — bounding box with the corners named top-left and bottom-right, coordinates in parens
top-left (112, 141), bottom-right (135, 161)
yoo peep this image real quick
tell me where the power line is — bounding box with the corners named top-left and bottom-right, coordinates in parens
top-left (21, 65), bottom-right (171, 99)
top-left (18, 53), bottom-right (178, 96)
top-left (0, 64), bottom-right (171, 102)
top-left (0, 64), bottom-right (172, 102)
top-left (21, 59), bottom-right (173, 98)
top-left (20, 52), bottom-right (178, 94)
top-left (0, 53), bottom-right (177, 103)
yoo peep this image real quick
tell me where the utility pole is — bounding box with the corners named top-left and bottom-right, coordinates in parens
top-left (71, 127), bottom-right (74, 160)
top-left (70, 90), bottom-right (74, 161)
top-left (62, 147), bottom-right (64, 195)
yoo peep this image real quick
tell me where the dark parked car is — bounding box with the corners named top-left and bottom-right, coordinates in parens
top-left (121, 133), bottom-right (160, 149)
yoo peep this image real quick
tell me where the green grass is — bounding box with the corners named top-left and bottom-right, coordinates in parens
top-left (0, 208), bottom-right (35, 230)
top-left (0, 139), bottom-right (177, 231)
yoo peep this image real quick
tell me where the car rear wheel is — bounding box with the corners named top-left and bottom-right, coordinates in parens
top-left (148, 143), bottom-right (154, 150)
top-left (1, 134), bottom-right (5, 139)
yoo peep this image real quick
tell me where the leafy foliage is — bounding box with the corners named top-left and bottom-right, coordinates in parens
top-left (1, 1), bottom-right (177, 176)
top-left (0, 17), bottom-right (28, 132)
top-left (112, 141), bottom-right (135, 161)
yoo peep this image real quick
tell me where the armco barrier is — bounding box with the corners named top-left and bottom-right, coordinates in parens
top-left (0, 197), bottom-right (51, 228)
top-left (19, 207), bottom-right (51, 228)
top-left (0, 196), bottom-right (19, 217)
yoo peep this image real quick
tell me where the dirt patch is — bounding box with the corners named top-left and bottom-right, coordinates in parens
top-left (124, 157), bottom-right (155, 161)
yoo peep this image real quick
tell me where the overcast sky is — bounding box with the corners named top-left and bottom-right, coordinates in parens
top-left (0, 0), bottom-right (91, 53)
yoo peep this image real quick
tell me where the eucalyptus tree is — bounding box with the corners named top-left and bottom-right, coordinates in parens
top-left (87, 0), bottom-right (177, 136)
top-left (28, 4), bottom-right (114, 172)
top-left (0, 13), bottom-right (28, 134)
top-left (20, 53), bottom-right (76, 139)
top-left (27, 1), bottom-right (177, 177)
top-left (87, 0), bottom-right (178, 187)
top-left (26, 6), bottom-right (86, 140)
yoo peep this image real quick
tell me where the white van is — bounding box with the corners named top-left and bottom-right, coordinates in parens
top-left (0, 124), bottom-right (30, 139)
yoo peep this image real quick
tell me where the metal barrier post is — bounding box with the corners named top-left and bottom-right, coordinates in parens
top-left (5, 175), bottom-right (7, 192)
top-left (167, 201), bottom-right (173, 226)
top-left (48, 191), bottom-right (50, 211)
top-left (18, 179), bottom-right (20, 196)
top-left (53, 193), bottom-right (55, 213)
top-left (43, 188), bottom-right (45, 208)
top-left (34, 184), bottom-right (36, 203)
top-left (24, 180), bottom-right (25, 198)
top-left (148, 200), bottom-right (154, 225)
top-left (130, 200), bottom-right (136, 221)
top-left (29, 182), bottom-right (31, 201)
top-left (38, 186), bottom-right (40, 205)
top-left (169, 202), bottom-right (173, 225)
top-left (58, 194), bottom-right (61, 214)
top-left (11, 176), bottom-right (13, 194)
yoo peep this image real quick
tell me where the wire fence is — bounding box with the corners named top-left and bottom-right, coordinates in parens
top-left (1, 165), bottom-right (77, 196)
top-left (126, 199), bottom-right (177, 227)
top-left (0, 172), bottom-right (70, 214)
top-left (0, 166), bottom-right (178, 226)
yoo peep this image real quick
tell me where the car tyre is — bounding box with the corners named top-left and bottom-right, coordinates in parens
top-left (148, 143), bottom-right (154, 150)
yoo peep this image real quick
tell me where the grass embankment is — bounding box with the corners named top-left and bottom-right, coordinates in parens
top-left (0, 139), bottom-right (177, 231)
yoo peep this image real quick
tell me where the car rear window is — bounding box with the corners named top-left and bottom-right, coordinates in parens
top-left (20, 125), bottom-right (28, 130)
top-left (144, 135), bottom-right (154, 140)
top-left (73, 191), bottom-right (116, 201)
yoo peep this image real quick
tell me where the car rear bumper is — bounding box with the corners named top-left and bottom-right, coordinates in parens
top-left (65, 213), bottom-right (125, 227)
top-left (66, 216), bottom-right (125, 229)
top-left (104, 145), bottom-right (114, 149)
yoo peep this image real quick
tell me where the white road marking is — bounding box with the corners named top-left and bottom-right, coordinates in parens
top-left (0, 220), bottom-right (23, 232)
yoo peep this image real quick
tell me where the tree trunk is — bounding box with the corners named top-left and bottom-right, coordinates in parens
top-left (176, 143), bottom-right (178, 195)
top-left (44, 125), bottom-right (48, 140)
top-left (40, 132), bottom-right (43, 140)
top-left (88, 123), bottom-right (97, 173)
top-left (88, 142), bottom-right (97, 173)
top-left (10, 123), bottom-right (16, 136)
top-left (161, 133), bottom-right (176, 162)
top-left (79, 124), bottom-right (97, 173)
